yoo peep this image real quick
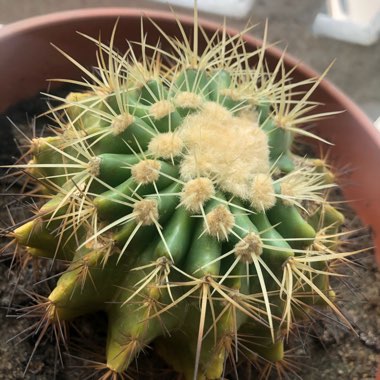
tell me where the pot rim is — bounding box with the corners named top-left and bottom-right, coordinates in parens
top-left (0, 7), bottom-right (376, 143)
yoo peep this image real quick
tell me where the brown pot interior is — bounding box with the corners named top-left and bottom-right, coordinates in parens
top-left (0, 8), bottom-right (379, 259)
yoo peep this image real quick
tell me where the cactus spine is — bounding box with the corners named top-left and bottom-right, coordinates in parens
top-left (6, 13), bottom-right (359, 380)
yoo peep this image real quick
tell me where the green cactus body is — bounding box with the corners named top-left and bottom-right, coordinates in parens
top-left (7, 14), bottom-right (358, 380)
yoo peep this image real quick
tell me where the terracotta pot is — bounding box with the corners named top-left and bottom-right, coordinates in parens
top-left (0, 7), bottom-right (379, 380)
top-left (0, 8), bottom-right (379, 263)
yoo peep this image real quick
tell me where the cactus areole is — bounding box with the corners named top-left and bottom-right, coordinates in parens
top-left (6, 11), bottom-right (360, 380)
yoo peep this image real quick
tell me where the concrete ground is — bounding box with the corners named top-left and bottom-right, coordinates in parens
top-left (0, 0), bottom-right (379, 121)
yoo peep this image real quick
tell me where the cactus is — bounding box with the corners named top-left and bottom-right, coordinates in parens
top-left (4, 12), bottom-right (361, 380)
